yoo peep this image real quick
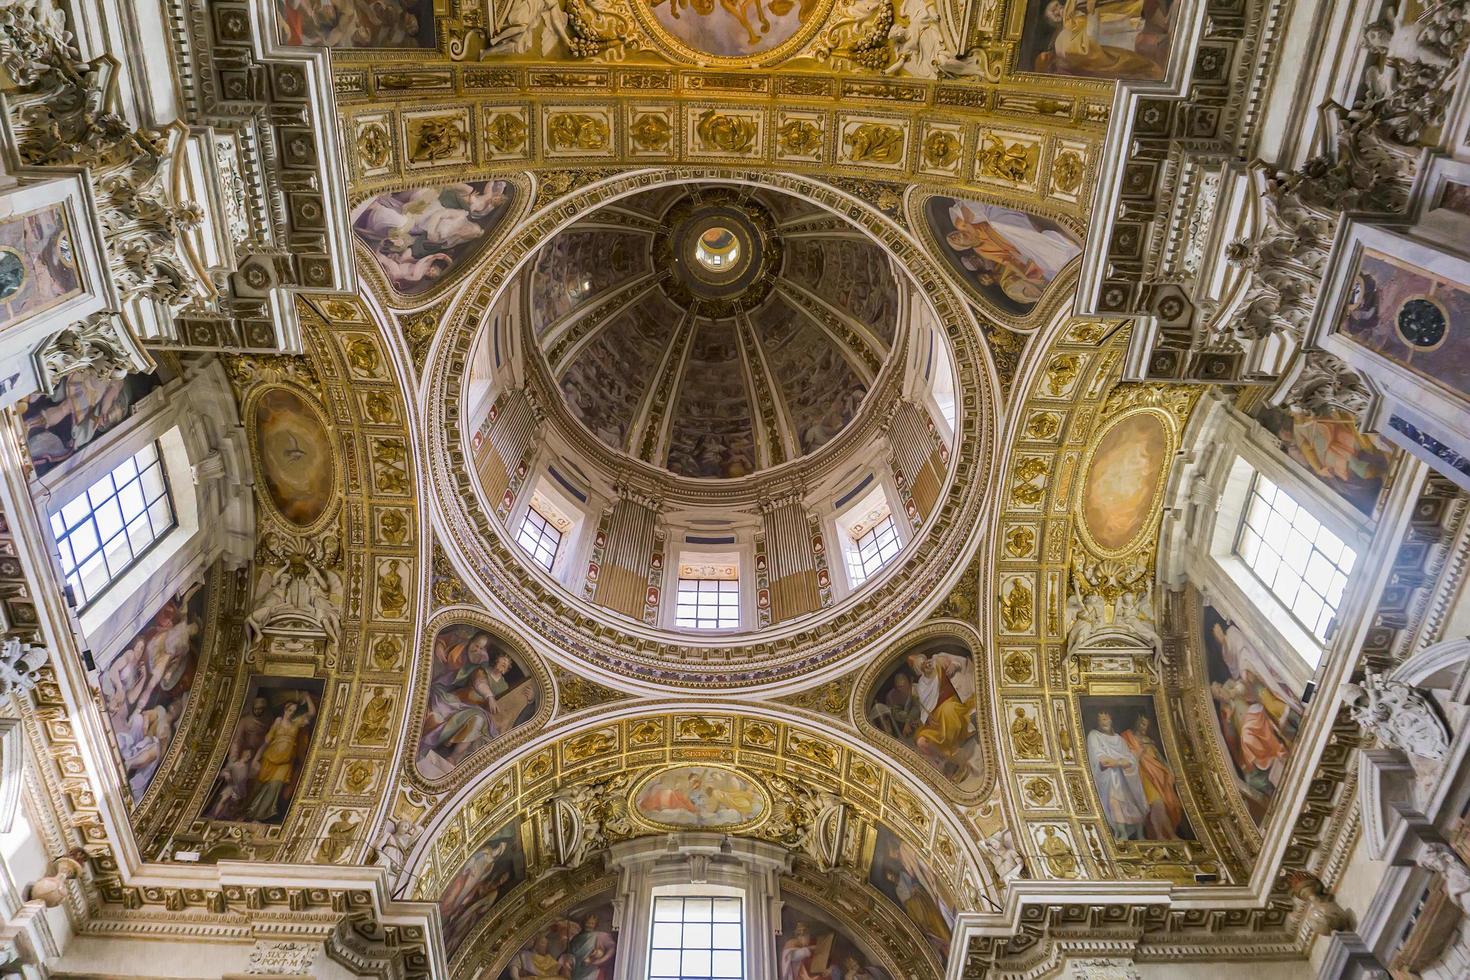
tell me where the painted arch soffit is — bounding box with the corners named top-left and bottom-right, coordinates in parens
top-left (982, 313), bottom-right (1246, 891)
top-left (395, 705), bottom-right (996, 968)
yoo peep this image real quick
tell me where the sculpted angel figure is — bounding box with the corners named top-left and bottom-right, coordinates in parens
top-left (1342, 670), bottom-right (1450, 761)
top-left (1064, 579), bottom-right (1104, 652)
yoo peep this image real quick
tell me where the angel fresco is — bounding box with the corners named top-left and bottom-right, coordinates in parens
top-left (416, 624), bottom-right (540, 780)
top-left (926, 197), bottom-right (1082, 316)
top-left (352, 181), bottom-right (515, 296)
top-left (1019, 0), bottom-right (1176, 81)
top-left (97, 585), bottom-right (207, 802)
top-left (276, 0), bottom-right (435, 48)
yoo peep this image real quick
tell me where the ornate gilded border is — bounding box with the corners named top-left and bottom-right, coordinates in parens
top-left (625, 763), bottom-right (774, 834)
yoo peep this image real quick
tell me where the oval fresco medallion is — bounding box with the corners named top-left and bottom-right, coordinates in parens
top-left (251, 387), bottom-right (336, 528)
top-left (632, 765), bottom-right (768, 830)
top-left (417, 622), bottom-right (543, 781)
top-left (642, 0), bottom-right (830, 61)
top-left (1079, 409), bottom-right (1172, 556)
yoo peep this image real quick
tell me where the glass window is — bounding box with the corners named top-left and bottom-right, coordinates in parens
top-left (1234, 471), bottom-right (1357, 641)
top-left (50, 441), bottom-right (175, 609)
top-left (675, 578), bottom-right (740, 630)
top-left (846, 513), bottom-right (901, 587)
top-left (515, 504), bottom-right (563, 571)
top-left (648, 895), bottom-right (743, 980)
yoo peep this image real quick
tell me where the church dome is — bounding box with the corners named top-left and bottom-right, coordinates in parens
top-left (528, 184), bottom-right (900, 480)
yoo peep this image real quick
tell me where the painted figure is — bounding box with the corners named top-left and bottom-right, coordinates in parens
top-left (418, 625), bottom-right (539, 779)
top-left (353, 182), bottom-right (515, 295)
top-left (97, 587), bottom-right (206, 801)
top-left (867, 646), bottom-right (983, 789)
top-left (203, 679), bottom-right (323, 824)
top-left (1086, 709), bottom-right (1149, 839)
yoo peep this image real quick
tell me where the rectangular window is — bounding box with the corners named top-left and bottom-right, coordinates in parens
top-left (675, 578), bottom-right (740, 630)
top-left (515, 504), bottom-right (563, 571)
top-left (846, 513), bottom-right (901, 587)
top-left (50, 441), bottom-right (175, 609)
top-left (1234, 472), bottom-right (1357, 641)
top-left (648, 895), bottom-right (743, 980)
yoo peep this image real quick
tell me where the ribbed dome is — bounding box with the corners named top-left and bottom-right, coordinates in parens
top-left (529, 184), bottom-right (900, 480)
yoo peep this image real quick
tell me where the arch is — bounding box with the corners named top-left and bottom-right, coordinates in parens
top-left (396, 705), bottom-right (998, 942)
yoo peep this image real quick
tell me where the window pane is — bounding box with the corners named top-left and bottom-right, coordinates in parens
top-left (1232, 470), bottom-right (1358, 643)
top-left (48, 442), bottom-right (176, 609)
top-left (676, 578), bottom-right (739, 629)
top-left (646, 895), bottom-right (743, 980)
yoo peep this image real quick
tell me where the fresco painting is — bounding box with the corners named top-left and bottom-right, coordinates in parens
top-left (0, 205), bottom-right (82, 329)
top-left (530, 229), bottom-right (647, 336)
top-left (277, 0), bottom-right (435, 47)
top-left (925, 197), bottom-right (1082, 315)
top-left (785, 238), bottom-right (899, 347)
top-left (1202, 602), bottom-right (1302, 823)
top-left (558, 295), bottom-right (669, 452)
top-left (499, 892), bottom-right (618, 980)
top-left (440, 820), bottom-right (527, 957)
top-left (204, 676), bottom-right (324, 825)
top-left (634, 765), bottom-right (767, 828)
top-left (19, 371), bottom-right (161, 477)
top-left (866, 643), bottom-right (985, 792)
top-left (762, 296), bottom-right (868, 455)
top-left (778, 895), bottom-right (894, 980)
top-left (1080, 410), bottom-right (1170, 553)
top-left (1336, 250), bottom-right (1470, 401)
top-left (868, 823), bottom-right (954, 966)
top-left (650, 0), bottom-right (815, 57)
top-left (252, 387), bottom-right (336, 527)
top-left (353, 181), bottom-right (516, 295)
top-left (1082, 695), bottom-right (1193, 841)
top-left (666, 319), bottom-right (759, 478)
top-left (98, 583), bottom-right (208, 802)
top-left (418, 624), bottom-right (540, 780)
top-left (1253, 402), bottom-right (1394, 516)
top-left (1018, 0), bottom-right (1176, 80)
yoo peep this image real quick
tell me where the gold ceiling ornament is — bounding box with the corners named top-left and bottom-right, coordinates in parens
top-left (546, 112), bottom-right (611, 151)
top-left (696, 108), bottom-right (760, 153)
top-left (485, 112), bottom-right (529, 154)
top-left (843, 120), bottom-right (905, 163)
top-left (406, 112), bottom-right (469, 164)
top-left (976, 131), bottom-right (1041, 185)
top-left (922, 128), bottom-right (962, 169)
top-left (999, 577), bottom-right (1034, 632)
top-left (630, 111), bottom-right (674, 149)
top-left (1052, 149), bottom-right (1085, 194)
top-left (551, 666), bottom-right (630, 714)
top-left (776, 116), bottom-right (823, 157)
top-left (356, 121), bottom-right (391, 169)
